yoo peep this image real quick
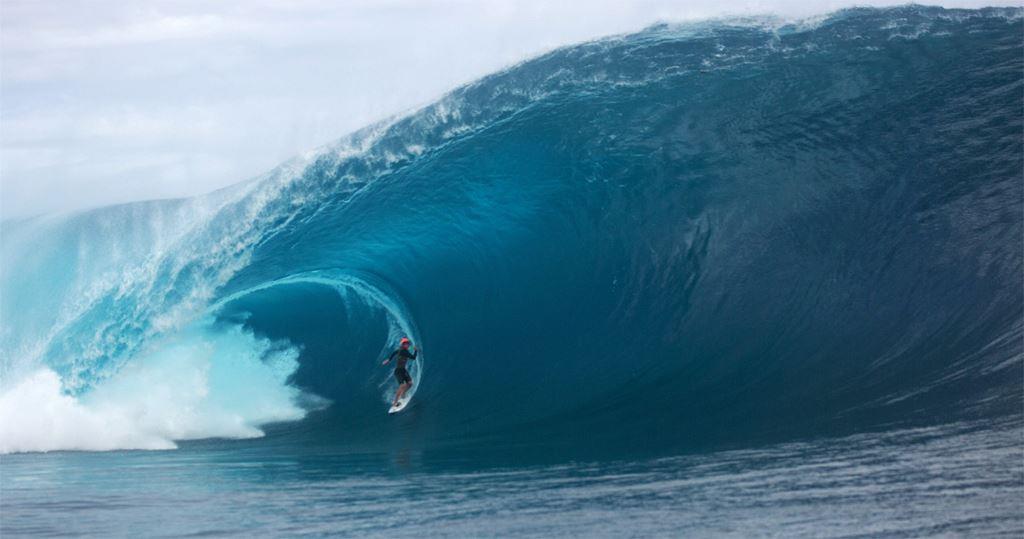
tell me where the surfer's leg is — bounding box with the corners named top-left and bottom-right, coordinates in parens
top-left (393, 368), bottom-right (413, 403)
top-left (393, 384), bottom-right (403, 406)
top-left (392, 369), bottom-right (407, 405)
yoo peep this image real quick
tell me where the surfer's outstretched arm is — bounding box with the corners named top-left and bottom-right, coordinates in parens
top-left (382, 350), bottom-right (398, 366)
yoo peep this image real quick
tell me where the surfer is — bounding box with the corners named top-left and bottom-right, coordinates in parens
top-left (382, 337), bottom-right (418, 408)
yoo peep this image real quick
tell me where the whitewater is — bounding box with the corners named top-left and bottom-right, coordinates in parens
top-left (2, 6), bottom-right (1022, 537)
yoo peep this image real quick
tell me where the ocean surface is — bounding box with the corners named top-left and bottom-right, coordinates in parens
top-left (2, 6), bottom-right (1022, 537)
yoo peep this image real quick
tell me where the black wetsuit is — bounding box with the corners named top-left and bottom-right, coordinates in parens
top-left (389, 347), bottom-right (417, 385)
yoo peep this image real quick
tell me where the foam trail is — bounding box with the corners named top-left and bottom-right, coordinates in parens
top-left (0, 6), bottom-right (1019, 457)
top-left (0, 322), bottom-right (310, 453)
top-left (208, 271), bottom-right (424, 408)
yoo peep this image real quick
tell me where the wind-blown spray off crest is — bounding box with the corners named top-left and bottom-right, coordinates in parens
top-left (1, 6), bottom-right (1021, 455)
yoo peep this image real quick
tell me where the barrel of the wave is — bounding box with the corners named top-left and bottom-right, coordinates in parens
top-left (1, 6), bottom-right (1019, 457)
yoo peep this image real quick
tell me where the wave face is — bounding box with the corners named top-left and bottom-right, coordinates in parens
top-left (2, 6), bottom-right (1021, 455)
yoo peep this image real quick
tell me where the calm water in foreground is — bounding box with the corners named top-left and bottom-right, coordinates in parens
top-left (2, 422), bottom-right (1020, 538)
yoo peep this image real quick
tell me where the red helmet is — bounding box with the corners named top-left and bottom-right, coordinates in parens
top-left (399, 337), bottom-right (411, 346)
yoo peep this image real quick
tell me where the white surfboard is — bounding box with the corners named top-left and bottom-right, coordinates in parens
top-left (388, 396), bottom-right (411, 414)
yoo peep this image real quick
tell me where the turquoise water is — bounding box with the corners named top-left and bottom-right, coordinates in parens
top-left (1, 6), bottom-right (1022, 536)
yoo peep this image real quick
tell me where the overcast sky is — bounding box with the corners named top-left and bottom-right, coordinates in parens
top-left (1, 0), bottom-right (1017, 218)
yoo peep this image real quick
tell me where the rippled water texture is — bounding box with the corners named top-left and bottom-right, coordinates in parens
top-left (1, 5), bottom-right (1021, 537)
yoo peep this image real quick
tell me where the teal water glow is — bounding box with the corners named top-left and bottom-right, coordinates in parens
top-left (1, 6), bottom-right (1022, 536)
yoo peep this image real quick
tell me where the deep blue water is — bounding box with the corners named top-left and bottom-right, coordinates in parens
top-left (2, 6), bottom-right (1022, 537)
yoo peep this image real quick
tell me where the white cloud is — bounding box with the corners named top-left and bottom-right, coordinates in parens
top-left (4, 14), bottom-right (240, 51)
top-left (1, 0), bottom-right (1019, 218)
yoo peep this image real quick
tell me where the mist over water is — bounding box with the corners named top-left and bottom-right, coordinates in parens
top-left (1, 6), bottom-right (1022, 536)
top-left (5, 0), bottom-right (1015, 219)
top-left (2, 5), bottom-right (1021, 455)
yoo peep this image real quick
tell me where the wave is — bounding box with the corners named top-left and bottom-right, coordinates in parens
top-left (1, 6), bottom-right (1021, 455)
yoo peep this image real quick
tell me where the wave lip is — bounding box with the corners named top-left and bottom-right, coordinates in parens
top-left (1, 6), bottom-right (1022, 455)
